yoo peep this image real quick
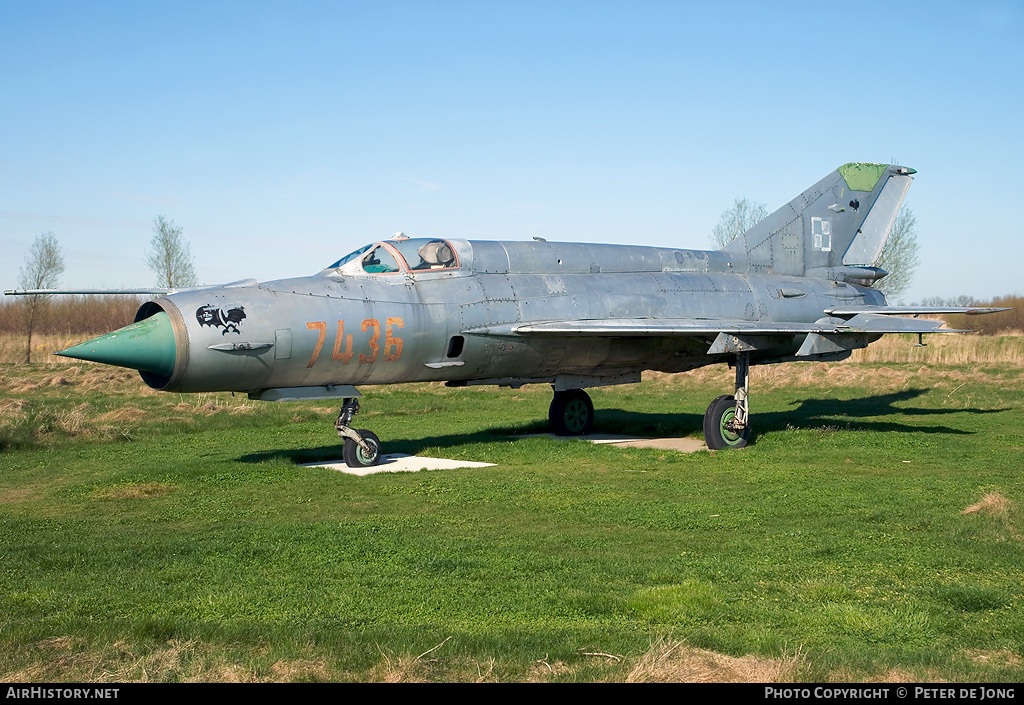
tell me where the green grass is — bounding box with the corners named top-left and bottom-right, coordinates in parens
top-left (1, 362), bottom-right (1023, 681)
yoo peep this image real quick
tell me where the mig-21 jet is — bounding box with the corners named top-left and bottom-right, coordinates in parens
top-left (8, 163), bottom-right (1006, 467)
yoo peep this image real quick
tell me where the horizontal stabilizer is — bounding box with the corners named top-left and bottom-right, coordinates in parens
top-left (838, 313), bottom-right (965, 334)
top-left (825, 305), bottom-right (1010, 317)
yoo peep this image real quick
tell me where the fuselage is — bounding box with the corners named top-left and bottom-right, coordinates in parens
top-left (127, 238), bottom-right (885, 395)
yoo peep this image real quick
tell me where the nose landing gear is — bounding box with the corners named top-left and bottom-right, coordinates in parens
top-left (335, 397), bottom-right (382, 468)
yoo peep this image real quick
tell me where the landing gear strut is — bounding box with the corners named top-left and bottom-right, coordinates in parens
top-left (703, 353), bottom-right (750, 450)
top-left (335, 397), bottom-right (382, 468)
top-left (549, 389), bottom-right (594, 436)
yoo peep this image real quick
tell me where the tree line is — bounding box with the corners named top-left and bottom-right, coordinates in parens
top-left (9, 217), bottom-right (197, 363)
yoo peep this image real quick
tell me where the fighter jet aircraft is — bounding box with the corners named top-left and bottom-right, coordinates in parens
top-left (9, 163), bottom-right (1006, 467)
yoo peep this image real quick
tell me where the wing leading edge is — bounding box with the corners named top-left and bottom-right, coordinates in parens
top-left (464, 313), bottom-right (967, 338)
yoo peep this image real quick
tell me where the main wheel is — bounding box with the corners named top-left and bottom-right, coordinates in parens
top-left (703, 395), bottom-right (749, 450)
top-left (549, 389), bottom-right (594, 436)
top-left (343, 429), bottom-right (382, 468)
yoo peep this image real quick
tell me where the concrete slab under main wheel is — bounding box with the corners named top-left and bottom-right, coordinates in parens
top-left (549, 433), bottom-right (707, 453)
top-left (577, 432), bottom-right (704, 454)
top-left (307, 434), bottom-right (705, 475)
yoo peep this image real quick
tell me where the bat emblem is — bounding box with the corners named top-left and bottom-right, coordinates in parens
top-left (196, 304), bottom-right (247, 334)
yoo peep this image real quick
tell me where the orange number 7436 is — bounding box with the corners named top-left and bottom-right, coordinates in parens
top-left (306, 318), bottom-right (403, 368)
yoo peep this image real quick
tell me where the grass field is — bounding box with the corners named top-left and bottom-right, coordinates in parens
top-left (1, 353), bottom-right (1023, 682)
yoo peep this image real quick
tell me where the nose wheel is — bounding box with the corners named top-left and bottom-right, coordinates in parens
top-left (342, 429), bottom-right (382, 468)
top-left (335, 397), bottom-right (382, 468)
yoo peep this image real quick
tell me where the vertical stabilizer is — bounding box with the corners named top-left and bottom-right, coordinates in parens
top-left (722, 163), bottom-right (914, 279)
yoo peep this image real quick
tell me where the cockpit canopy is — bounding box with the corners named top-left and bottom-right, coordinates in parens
top-left (327, 238), bottom-right (460, 275)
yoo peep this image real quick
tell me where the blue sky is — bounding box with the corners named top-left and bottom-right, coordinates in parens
top-left (2, 0), bottom-right (1022, 303)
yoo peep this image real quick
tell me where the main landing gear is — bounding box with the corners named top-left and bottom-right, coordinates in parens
top-left (549, 389), bottom-right (595, 436)
top-left (335, 397), bottom-right (382, 468)
top-left (703, 352), bottom-right (750, 450)
top-left (546, 356), bottom-right (752, 449)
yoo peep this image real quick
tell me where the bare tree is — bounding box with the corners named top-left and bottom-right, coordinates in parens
top-left (711, 197), bottom-right (768, 248)
top-left (18, 232), bottom-right (65, 363)
top-left (874, 206), bottom-right (920, 300)
top-left (146, 216), bottom-right (198, 288)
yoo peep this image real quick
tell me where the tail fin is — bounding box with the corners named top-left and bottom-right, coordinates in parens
top-left (722, 163), bottom-right (914, 280)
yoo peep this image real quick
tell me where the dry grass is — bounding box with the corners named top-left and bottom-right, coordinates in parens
top-left (626, 637), bottom-right (803, 683)
top-left (826, 651), bottom-right (1024, 683)
top-left (348, 638), bottom-right (805, 682)
top-left (962, 492), bottom-right (1021, 542)
top-left (959, 649), bottom-right (1023, 670)
top-left (963, 492), bottom-right (1014, 517)
top-left (268, 657), bottom-right (333, 682)
top-left (170, 394), bottom-right (260, 416)
top-left (0, 400), bottom-right (90, 441)
top-left (649, 351), bottom-right (1022, 396)
top-left (0, 363), bottom-right (263, 447)
top-left (0, 333), bottom-right (104, 364)
top-left (368, 653), bottom-right (432, 683)
top-left (4, 635), bottom-right (1017, 683)
top-left (0, 362), bottom-right (150, 395)
top-left (95, 407), bottom-right (150, 423)
top-left (4, 636), bottom-right (479, 683)
top-left (850, 331), bottom-right (1024, 366)
top-left (0, 397), bottom-right (30, 415)
top-left (0, 637), bottom-right (334, 683)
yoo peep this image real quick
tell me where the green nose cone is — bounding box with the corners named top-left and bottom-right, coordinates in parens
top-left (56, 311), bottom-right (176, 378)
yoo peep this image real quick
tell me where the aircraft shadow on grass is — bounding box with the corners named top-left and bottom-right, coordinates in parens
top-left (239, 388), bottom-right (1007, 465)
top-left (755, 387), bottom-right (1005, 438)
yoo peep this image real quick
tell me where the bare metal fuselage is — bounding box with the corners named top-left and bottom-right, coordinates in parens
top-left (139, 239), bottom-right (884, 396)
